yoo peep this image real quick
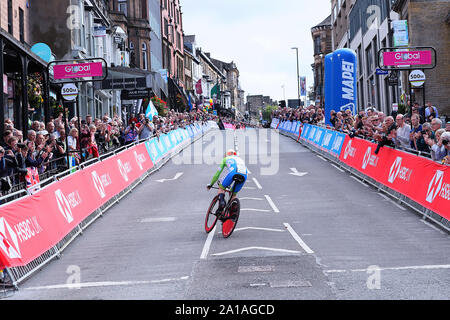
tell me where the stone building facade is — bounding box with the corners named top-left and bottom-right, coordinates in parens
top-left (392, 0), bottom-right (450, 116)
top-left (311, 15), bottom-right (332, 106)
top-left (331, 0), bottom-right (357, 49)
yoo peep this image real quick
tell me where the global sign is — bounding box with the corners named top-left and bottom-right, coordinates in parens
top-left (54, 62), bottom-right (103, 80)
top-left (382, 50), bottom-right (432, 67)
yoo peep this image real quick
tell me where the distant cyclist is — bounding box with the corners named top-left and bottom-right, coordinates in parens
top-left (207, 149), bottom-right (248, 215)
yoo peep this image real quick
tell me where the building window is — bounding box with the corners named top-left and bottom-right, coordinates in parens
top-left (95, 95), bottom-right (103, 118)
top-left (314, 36), bottom-right (321, 55)
top-left (142, 43), bottom-right (148, 70)
top-left (8, 0), bottom-right (13, 35)
top-left (365, 44), bottom-right (373, 75)
top-left (19, 8), bottom-right (25, 43)
top-left (118, 0), bottom-right (127, 16)
top-left (164, 19), bottom-right (169, 38)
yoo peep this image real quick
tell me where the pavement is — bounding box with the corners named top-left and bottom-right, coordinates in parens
top-left (5, 128), bottom-right (450, 300)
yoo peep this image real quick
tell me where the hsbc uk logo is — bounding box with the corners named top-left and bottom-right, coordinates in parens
top-left (331, 135), bottom-right (344, 153)
top-left (92, 171), bottom-right (106, 199)
top-left (426, 170), bottom-right (449, 203)
top-left (117, 159), bottom-right (132, 182)
top-left (314, 130), bottom-right (323, 144)
top-left (134, 151), bottom-right (146, 171)
top-left (388, 157), bottom-right (413, 184)
top-left (55, 189), bottom-right (82, 223)
top-left (361, 147), bottom-right (379, 170)
top-left (343, 140), bottom-right (356, 160)
top-left (0, 217), bottom-right (21, 259)
top-left (322, 132), bottom-right (333, 148)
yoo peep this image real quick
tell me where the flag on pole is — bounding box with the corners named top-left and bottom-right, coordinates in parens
top-left (188, 94), bottom-right (193, 112)
top-left (195, 79), bottom-right (203, 94)
top-left (145, 100), bottom-right (158, 120)
top-left (211, 83), bottom-right (220, 104)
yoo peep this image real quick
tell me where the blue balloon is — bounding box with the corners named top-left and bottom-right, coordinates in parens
top-left (324, 53), bottom-right (334, 125)
top-left (31, 43), bottom-right (52, 63)
top-left (324, 49), bottom-right (358, 125)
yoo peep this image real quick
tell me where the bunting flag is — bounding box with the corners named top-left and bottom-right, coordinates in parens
top-left (211, 83), bottom-right (220, 99)
top-left (145, 100), bottom-right (159, 120)
top-left (195, 79), bottom-right (203, 94)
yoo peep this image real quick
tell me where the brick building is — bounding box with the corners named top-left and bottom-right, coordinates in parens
top-left (392, 0), bottom-right (450, 116)
top-left (331, 0), bottom-right (357, 49)
top-left (311, 15), bottom-right (332, 106)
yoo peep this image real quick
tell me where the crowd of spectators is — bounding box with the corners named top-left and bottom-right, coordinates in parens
top-left (0, 108), bottom-right (229, 195)
top-left (272, 102), bottom-right (450, 165)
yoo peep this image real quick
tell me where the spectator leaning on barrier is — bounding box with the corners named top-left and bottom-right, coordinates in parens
top-left (138, 117), bottom-right (153, 140)
top-left (393, 114), bottom-right (411, 149)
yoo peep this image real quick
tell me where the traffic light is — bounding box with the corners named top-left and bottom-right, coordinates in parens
top-left (278, 100), bottom-right (286, 108)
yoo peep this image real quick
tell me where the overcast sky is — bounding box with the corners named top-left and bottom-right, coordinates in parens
top-left (182, 0), bottom-right (331, 104)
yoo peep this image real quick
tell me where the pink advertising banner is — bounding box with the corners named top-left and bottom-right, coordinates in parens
top-left (53, 62), bottom-right (103, 80)
top-left (383, 50), bottom-right (432, 66)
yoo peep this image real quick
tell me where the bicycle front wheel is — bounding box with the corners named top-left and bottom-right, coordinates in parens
top-left (222, 198), bottom-right (240, 238)
top-left (205, 196), bottom-right (219, 233)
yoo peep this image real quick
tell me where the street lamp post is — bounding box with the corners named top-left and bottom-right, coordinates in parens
top-left (291, 47), bottom-right (300, 108)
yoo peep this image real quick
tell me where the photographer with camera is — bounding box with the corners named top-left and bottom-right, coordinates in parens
top-left (138, 117), bottom-right (154, 140)
top-left (124, 121), bottom-right (139, 145)
top-left (373, 116), bottom-right (397, 154)
top-left (425, 129), bottom-right (447, 162)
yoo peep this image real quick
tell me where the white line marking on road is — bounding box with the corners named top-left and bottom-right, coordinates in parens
top-left (331, 164), bottom-right (345, 173)
top-left (243, 187), bottom-right (256, 190)
top-left (325, 264), bottom-right (450, 273)
top-left (241, 208), bottom-right (272, 212)
top-left (265, 195), bottom-right (280, 213)
top-left (250, 283), bottom-right (267, 287)
top-left (377, 193), bottom-right (406, 210)
top-left (317, 155), bottom-right (328, 162)
top-left (247, 169), bottom-right (252, 174)
top-left (156, 172), bottom-right (184, 183)
top-left (350, 176), bottom-right (369, 187)
top-left (212, 246), bottom-right (301, 256)
top-left (240, 197), bottom-right (264, 201)
top-left (252, 178), bottom-right (262, 189)
top-left (24, 276), bottom-right (190, 291)
top-left (141, 217), bottom-right (177, 223)
top-left (200, 225), bottom-right (216, 260)
top-left (283, 223), bottom-right (314, 254)
top-left (238, 265), bottom-right (275, 273)
top-left (421, 220), bottom-right (446, 234)
top-left (232, 227), bottom-right (285, 233)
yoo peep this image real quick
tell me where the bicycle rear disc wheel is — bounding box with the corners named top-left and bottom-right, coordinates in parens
top-left (222, 199), bottom-right (240, 238)
top-left (205, 196), bottom-right (219, 233)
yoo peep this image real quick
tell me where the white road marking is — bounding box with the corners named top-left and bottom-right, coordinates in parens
top-left (212, 246), bottom-right (301, 256)
top-left (250, 283), bottom-right (267, 287)
top-left (238, 265), bottom-right (275, 273)
top-left (240, 197), bottom-right (264, 201)
top-left (265, 195), bottom-right (280, 213)
top-left (141, 217), bottom-right (177, 223)
top-left (377, 192), bottom-right (406, 210)
top-left (325, 264), bottom-right (450, 273)
top-left (247, 169), bottom-right (252, 174)
top-left (240, 208), bottom-right (272, 212)
top-left (331, 164), bottom-right (345, 173)
top-left (230, 227), bottom-right (285, 233)
top-left (421, 220), bottom-right (446, 234)
top-left (243, 187), bottom-right (256, 190)
top-left (350, 176), bottom-right (369, 187)
top-left (24, 276), bottom-right (190, 291)
top-left (200, 225), bottom-right (216, 260)
top-left (156, 172), bottom-right (184, 183)
top-left (317, 155), bottom-right (328, 162)
top-left (283, 223), bottom-right (314, 254)
top-left (252, 178), bottom-right (262, 189)
top-left (289, 168), bottom-right (308, 177)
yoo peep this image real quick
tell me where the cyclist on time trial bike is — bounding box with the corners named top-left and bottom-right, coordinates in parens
top-left (207, 149), bottom-right (248, 215)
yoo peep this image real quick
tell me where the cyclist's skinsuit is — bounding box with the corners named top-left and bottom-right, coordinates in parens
top-left (210, 156), bottom-right (248, 194)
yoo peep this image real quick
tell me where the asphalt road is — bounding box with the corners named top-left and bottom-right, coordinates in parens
top-left (6, 128), bottom-right (450, 300)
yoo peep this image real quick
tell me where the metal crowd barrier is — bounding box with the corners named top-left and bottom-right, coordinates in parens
top-left (277, 129), bottom-right (450, 233)
top-left (2, 124), bottom-right (215, 290)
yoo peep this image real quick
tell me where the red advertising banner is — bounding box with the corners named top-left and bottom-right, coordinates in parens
top-left (339, 136), bottom-right (449, 220)
top-left (0, 144), bottom-right (153, 268)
